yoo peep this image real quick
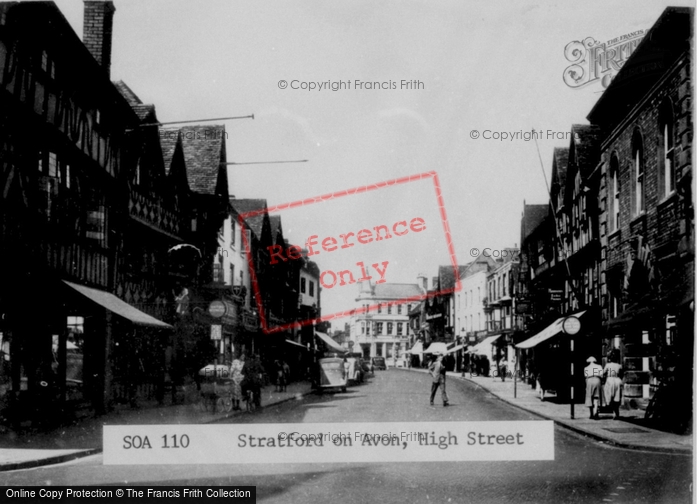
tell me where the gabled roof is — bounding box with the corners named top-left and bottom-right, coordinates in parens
top-left (270, 215), bottom-right (282, 235)
top-left (159, 127), bottom-right (179, 174)
top-left (269, 215), bottom-right (284, 242)
top-left (551, 147), bottom-right (569, 194)
top-left (179, 125), bottom-right (227, 195)
top-left (230, 199), bottom-right (268, 239)
top-left (569, 124), bottom-right (602, 180)
top-left (564, 125), bottom-right (603, 206)
top-left (132, 104), bottom-right (156, 122)
top-left (438, 264), bottom-right (470, 290)
top-left (460, 254), bottom-right (497, 279)
top-left (113, 80), bottom-right (142, 107)
top-left (373, 283), bottom-right (424, 300)
top-left (521, 204), bottom-right (549, 243)
top-left (113, 81), bottom-right (156, 123)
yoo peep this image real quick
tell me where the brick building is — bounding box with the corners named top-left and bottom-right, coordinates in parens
top-left (516, 7), bottom-right (693, 429)
top-left (589, 7), bottom-right (693, 427)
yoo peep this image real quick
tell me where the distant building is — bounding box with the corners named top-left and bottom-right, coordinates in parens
top-left (351, 280), bottom-right (423, 363)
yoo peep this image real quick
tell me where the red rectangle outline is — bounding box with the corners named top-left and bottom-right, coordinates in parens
top-left (239, 171), bottom-right (462, 334)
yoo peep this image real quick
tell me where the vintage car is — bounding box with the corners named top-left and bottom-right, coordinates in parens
top-left (318, 357), bottom-right (347, 393)
top-left (372, 356), bottom-right (387, 370)
top-left (345, 357), bottom-right (364, 384)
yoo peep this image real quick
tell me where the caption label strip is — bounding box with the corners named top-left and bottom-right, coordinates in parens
top-left (104, 421), bottom-right (554, 464)
top-left (4, 487), bottom-right (255, 503)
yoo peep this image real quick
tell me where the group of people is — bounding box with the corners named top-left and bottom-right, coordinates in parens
top-left (427, 350), bottom-right (624, 419)
top-left (228, 353), bottom-right (266, 410)
top-left (583, 353), bottom-right (624, 420)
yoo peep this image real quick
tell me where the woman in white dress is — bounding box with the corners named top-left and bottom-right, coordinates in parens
top-left (230, 353), bottom-right (245, 410)
top-left (584, 356), bottom-right (604, 419)
top-left (603, 354), bottom-right (623, 419)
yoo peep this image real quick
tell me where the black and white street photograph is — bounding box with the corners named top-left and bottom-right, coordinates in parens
top-left (0, 1), bottom-right (695, 503)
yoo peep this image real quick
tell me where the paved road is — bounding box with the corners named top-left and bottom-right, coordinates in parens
top-left (0, 369), bottom-right (692, 503)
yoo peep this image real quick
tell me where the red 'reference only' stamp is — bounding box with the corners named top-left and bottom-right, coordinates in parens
top-left (239, 171), bottom-right (461, 334)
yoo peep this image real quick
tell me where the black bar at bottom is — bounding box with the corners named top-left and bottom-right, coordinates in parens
top-left (3, 487), bottom-right (256, 503)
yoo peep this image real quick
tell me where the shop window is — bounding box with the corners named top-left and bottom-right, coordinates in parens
top-left (301, 277), bottom-right (306, 294)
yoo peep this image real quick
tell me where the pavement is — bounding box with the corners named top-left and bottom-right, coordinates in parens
top-left (0, 368), bottom-right (692, 472)
top-left (0, 380), bottom-right (314, 472)
top-left (404, 366), bottom-right (693, 455)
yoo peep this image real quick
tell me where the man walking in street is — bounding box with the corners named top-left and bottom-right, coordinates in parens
top-left (429, 354), bottom-right (449, 407)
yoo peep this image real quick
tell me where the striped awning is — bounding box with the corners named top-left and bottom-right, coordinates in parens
top-left (315, 332), bottom-right (346, 353)
top-left (516, 311), bottom-right (586, 349)
top-left (64, 280), bottom-right (172, 328)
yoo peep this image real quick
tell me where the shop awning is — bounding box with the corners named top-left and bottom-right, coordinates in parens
top-left (64, 280), bottom-right (172, 328)
top-left (447, 344), bottom-right (465, 353)
top-left (468, 335), bottom-right (501, 355)
top-left (409, 341), bottom-right (424, 355)
top-left (516, 311), bottom-right (585, 349)
top-left (315, 331), bottom-right (346, 353)
top-left (424, 342), bottom-right (448, 354)
top-left (286, 339), bottom-right (308, 350)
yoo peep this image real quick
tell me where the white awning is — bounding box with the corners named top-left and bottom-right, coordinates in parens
top-left (516, 311), bottom-right (586, 349)
top-left (447, 344), bottom-right (465, 353)
top-left (285, 339), bottom-right (308, 350)
top-left (315, 332), bottom-right (346, 353)
top-left (409, 341), bottom-right (424, 355)
top-left (64, 280), bottom-right (172, 328)
top-left (467, 335), bottom-right (501, 355)
top-left (424, 342), bottom-right (448, 354)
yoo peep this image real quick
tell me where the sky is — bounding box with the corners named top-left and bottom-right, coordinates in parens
top-left (54, 0), bottom-right (696, 328)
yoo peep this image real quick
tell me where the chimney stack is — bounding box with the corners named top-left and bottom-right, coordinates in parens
top-left (83, 1), bottom-right (115, 77)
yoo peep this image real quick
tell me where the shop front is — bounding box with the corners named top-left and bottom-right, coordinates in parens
top-left (0, 279), bottom-right (172, 427)
top-left (516, 311), bottom-right (591, 403)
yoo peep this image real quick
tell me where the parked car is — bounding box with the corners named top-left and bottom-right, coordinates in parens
top-left (345, 357), bottom-right (364, 384)
top-left (372, 356), bottom-right (387, 370)
top-left (360, 359), bottom-right (372, 374)
top-left (318, 357), bottom-right (347, 393)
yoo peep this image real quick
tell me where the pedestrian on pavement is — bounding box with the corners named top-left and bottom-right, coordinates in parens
top-left (499, 355), bottom-right (508, 382)
top-left (243, 354), bottom-right (264, 408)
top-left (603, 352), bottom-right (623, 419)
top-left (229, 353), bottom-right (245, 410)
top-left (274, 360), bottom-right (287, 392)
top-left (282, 360), bottom-right (291, 383)
top-left (584, 356), bottom-right (604, 419)
top-left (343, 357), bottom-right (350, 381)
top-left (429, 354), bottom-right (449, 407)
